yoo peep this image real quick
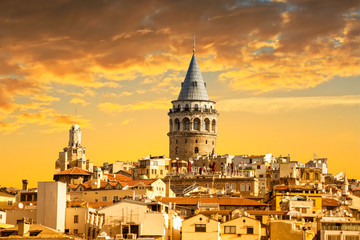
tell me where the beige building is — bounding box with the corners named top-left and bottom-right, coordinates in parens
top-left (168, 48), bottom-right (218, 160)
top-left (166, 175), bottom-right (259, 197)
top-left (65, 207), bottom-right (104, 239)
top-left (133, 155), bottom-right (170, 180)
top-left (37, 181), bottom-right (67, 232)
top-left (6, 208), bottom-right (37, 226)
top-left (319, 217), bottom-right (360, 240)
top-left (99, 199), bottom-right (182, 240)
top-left (270, 220), bottom-right (316, 240)
top-left (182, 213), bottom-right (220, 240)
top-left (0, 192), bottom-right (15, 211)
top-left (221, 216), bottom-right (261, 240)
top-left (0, 219), bottom-right (72, 239)
top-left (67, 179), bottom-right (172, 203)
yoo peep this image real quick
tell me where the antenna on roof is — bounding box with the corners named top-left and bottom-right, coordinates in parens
top-left (193, 34), bottom-right (196, 54)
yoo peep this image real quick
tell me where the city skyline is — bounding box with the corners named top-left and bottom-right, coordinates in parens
top-left (0, 0), bottom-right (359, 188)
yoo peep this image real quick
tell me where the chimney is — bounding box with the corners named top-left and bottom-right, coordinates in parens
top-left (17, 218), bottom-right (30, 236)
top-left (22, 180), bottom-right (28, 191)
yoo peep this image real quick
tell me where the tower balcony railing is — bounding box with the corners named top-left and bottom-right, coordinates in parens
top-left (169, 108), bottom-right (217, 114)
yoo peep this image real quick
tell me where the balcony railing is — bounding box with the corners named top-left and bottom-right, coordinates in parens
top-left (169, 108), bottom-right (217, 114)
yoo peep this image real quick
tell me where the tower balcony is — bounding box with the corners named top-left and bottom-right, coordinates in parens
top-left (168, 107), bottom-right (217, 114)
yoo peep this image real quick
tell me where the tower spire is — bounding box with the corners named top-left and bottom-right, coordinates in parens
top-left (193, 34), bottom-right (196, 54)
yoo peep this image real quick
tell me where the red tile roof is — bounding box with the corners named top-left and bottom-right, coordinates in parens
top-left (246, 210), bottom-right (288, 215)
top-left (54, 167), bottom-right (92, 175)
top-left (120, 180), bottom-right (156, 187)
top-left (105, 174), bottom-right (132, 182)
top-left (160, 197), bottom-right (267, 206)
top-left (322, 198), bottom-right (340, 207)
top-left (200, 210), bottom-right (230, 215)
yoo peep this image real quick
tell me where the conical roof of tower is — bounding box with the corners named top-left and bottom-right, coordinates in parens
top-left (177, 54), bottom-right (210, 101)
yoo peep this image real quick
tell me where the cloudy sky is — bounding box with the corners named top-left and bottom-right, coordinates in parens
top-left (0, 0), bottom-right (359, 187)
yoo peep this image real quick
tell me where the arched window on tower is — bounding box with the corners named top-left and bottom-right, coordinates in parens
top-left (204, 118), bottom-right (210, 131)
top-left (183, 118), bottom-right (190, 130)
top-left (193, 118), bottom-right (200, 130)
top-left (175, 147), bottom-right (179, 154)
top-left (306, 173), bottom-right (310, 180)
top-left (315, 173), bottom-right (319, 180)
top-left (203, 105), bottom-right (207, 112)
top-left (185, 104), bottom-right (189, 111)
top-left (194, 104), bottom-right (199, 111)
top-left (212, 120), bottom-right (216, 132)
top-left (175, 119), bottom-right (180, 130)
top-left (194, 147), bottom-right (199, 154)
top-left (177, 105), bottom-right (181, 111)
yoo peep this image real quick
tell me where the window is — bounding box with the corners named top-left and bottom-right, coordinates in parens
top-left (246, 183), bottom-right (251, 191)
top-left (194, 119), bottom-right (200, 130)
top-left (185, 104), bottom-right (189, 111)
top-left (194, 104), bottom-right (199, 111)
top-left (8, 200), bottom-right (13, 206)
top-left (302, 208), bottom-right (307, 214)
top-left (95, 199), bottom-right (98, 202)
top-left (306, 173), bottom-right (310, 180)
top-left (160, 170), bottom-right (163, 175)
top-left (175, 147), bottom-right (178, 154)
top-left (73, 229), bottom-right (78, 234)
top-left (102, 196), bottom-right (107, 202)
top-left (247, 226), bottom-right (254, 234)
top-left (240, 183), bottom-right (245, 191)
top-left (224, 226), bottom-right (236, 234)
top-left (113, 196), bottom-right (119, 202)
top-left (74, 215), bottom-right (79, 223)
top-left (315, 173), bottom-right (319, 180)
top-left (195, 224), bottom-right (206, 232)
top-left (185, 120), bottom-right (190, 130)
top-left (194, 147), bottom-right (199, 154)
top-left (176, 139), bottom-right (178, 144)
top-left (232, 183), bottom-right (236, 190)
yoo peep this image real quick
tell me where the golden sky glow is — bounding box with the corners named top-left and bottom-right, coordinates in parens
top-left (0, 0), bottom-right (359, 188)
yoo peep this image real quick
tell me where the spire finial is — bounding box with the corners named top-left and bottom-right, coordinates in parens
top-left (193, 34), bottom-right (196, 54)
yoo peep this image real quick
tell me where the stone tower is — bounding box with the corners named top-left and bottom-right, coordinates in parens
top-left (168, 43), bottom-right (218, 160)
top-left (55, 124), bottom-right (93, 173)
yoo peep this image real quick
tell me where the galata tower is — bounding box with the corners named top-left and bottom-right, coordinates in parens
top-left (168, 41), bottom-right (218, 160)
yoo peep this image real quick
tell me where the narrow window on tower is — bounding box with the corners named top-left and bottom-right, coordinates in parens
top-left (194, 104), bottom-right (199, 111)
top-left (175, 147), bottom-right (178, 154)
top-left (195, 139), bottom-right (198, 143)
top-left (194, 147), bottom-right (199, 154)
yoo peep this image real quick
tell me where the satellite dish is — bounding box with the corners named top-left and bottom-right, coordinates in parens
top-left (18, 203), bottom-right (24, 209)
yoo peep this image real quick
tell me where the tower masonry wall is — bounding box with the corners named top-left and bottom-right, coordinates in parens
top-left (169, 134), bottom-right (217, 160)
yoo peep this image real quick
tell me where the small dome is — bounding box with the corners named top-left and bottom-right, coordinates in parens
top-left (71, 124), bottom-right (80, 130)
top-left (139, 175), bottom-right (148, 180)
